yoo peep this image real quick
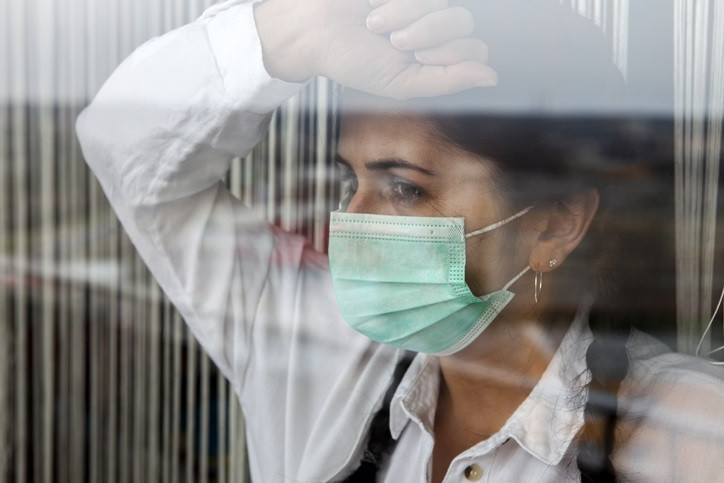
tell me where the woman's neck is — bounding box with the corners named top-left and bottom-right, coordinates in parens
top-left (436, 317), bottom-right (567, 437)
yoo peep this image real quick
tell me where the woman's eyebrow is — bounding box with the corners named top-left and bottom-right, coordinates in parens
top-left (365, 158), bottom-right (435, 176)
top-left (334, 154), bottom-right (435, 176)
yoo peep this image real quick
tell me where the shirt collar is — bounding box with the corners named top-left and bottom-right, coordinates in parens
top-left (504, 308), bottom-right (592, 464)
top-left (390, 353), bottom-right (440, 440)
top-left (388, 303), bottom-right (593, 466)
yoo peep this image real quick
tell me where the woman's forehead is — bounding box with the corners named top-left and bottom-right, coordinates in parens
top-left (338, 91), bottom-right (451, 150)
top-left (339, 111), bottom-right (436, 138)
top-left (339, 88), bottom-right (467, 117)
top-left (337, 113), bottom-right (452, 162)
top-left (337, 112), bottom-right (498, 183)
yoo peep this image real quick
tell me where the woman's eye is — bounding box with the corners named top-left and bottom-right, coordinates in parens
top-left (391, 179), bottom-right (423, 203)
top-left (337, 166), bottom-right (357, 191)
top-left (341, 172), bottom-right (358, 193)
top-left (338, 168), bottom-right (358, 211)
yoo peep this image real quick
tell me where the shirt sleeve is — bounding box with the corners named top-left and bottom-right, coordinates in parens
top-left (615, 344), bottom-right (724, 482)
top-left (75, 0), bottom-right (304, 383)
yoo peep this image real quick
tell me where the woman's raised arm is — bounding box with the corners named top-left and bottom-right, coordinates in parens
top-left (76, 1), bottom-right (304, 383)
top-left (75, 0), bottom-right (493, 385)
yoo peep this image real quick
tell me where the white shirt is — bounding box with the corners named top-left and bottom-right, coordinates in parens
top-left (76, 1), bottom-right (724, 481)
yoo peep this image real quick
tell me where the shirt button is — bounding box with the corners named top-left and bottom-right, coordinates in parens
top-left (463, 464), bottom-right (483, 481)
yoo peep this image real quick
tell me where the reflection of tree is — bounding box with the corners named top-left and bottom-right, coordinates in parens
top-left (559, 0), bottom-right (630, 78)
top-left (0, 307), bottom-right (8, 482)
top-left (674, 0), bottom-right (724, 354)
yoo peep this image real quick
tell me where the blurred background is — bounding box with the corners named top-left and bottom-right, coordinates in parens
top-left (1, 0), bottom-right (722, 482)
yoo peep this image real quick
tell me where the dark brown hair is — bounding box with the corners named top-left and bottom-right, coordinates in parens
top-left (341, 1), bottom-right (676, 480)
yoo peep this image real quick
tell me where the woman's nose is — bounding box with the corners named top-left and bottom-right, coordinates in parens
top-left (345, 188), bottom-right (377, 214)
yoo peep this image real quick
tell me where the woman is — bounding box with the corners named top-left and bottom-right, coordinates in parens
top-left (76, 0), bottom-right (724, 481)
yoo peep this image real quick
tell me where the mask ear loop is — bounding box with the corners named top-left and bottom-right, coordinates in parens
top-left (476, 267), bottom-right (530, 300)
top-left (475, 266), bottom-right (530, 300)
top-left (465, 206), bottom-right (535, 238)
top-left (502, 266), bottom-right (531, 291)
top-left (695, 286), bottom-right (724, 365)
top-left (466, 206), bottom-right (534, 297)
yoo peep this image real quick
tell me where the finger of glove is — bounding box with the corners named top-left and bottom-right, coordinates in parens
top-left (366, 0), bottom-right (448, 34)
top-left (389, 7), bottom-right (474, 51)
top-left (414, 38), bottom-right (488, 66)
top-left (387, 61), bottom-right (498, 99)
top-left (369, 0), bottom-right (390, 8)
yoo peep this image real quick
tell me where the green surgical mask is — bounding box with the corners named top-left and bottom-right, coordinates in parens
top-left (328, 207), bottom-right (532, 356)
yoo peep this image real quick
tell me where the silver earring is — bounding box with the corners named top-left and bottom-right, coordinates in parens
top-left (535, 260), bottom-right (557, 303)
top-left (534, 271), bottom-right (543, 303)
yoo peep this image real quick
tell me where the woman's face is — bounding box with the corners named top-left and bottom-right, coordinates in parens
top-left (336, 112), bottom-right (529, 295)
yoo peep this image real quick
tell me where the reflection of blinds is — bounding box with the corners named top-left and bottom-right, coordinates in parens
top-left (1, 1), bottom-right (336, 482)
top-left (674, 0), bottom-right (724, 354)
top-left (557, 0), bottom-right (630, 78)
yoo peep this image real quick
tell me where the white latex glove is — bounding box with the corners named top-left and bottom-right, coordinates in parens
top-left (254, 0), bottom-right (496, 99)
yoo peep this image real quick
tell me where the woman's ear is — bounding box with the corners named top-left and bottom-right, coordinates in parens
top-left (526, 189), bottom-right (599, 272)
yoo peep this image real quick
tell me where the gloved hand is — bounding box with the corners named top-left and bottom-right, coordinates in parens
top-left (254, 0), bottom-right (497, 99)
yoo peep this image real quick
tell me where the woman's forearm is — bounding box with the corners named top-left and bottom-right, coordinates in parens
top-left (76, 0), bottom-right (302, 381)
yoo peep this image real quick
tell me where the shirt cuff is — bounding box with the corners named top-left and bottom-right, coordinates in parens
top-left (204, 0), bottom-right (305, 114)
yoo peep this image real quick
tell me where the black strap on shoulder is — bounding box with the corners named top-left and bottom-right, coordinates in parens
top-left (342, 352), bottom-right (415, 483)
